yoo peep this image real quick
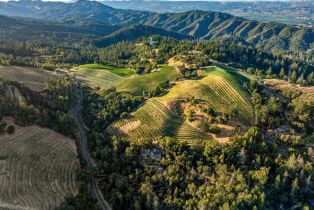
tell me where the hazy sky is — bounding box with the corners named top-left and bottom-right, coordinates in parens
top-left (0, 0), bottom-right (307, 2)
top-left (0, 0), bottom-right (302, 2)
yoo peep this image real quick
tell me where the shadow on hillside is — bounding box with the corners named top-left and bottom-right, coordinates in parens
top-left (160, 106), bottom-right (183, 139)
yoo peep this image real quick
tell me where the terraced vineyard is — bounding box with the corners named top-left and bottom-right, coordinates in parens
top-left (107, 66), bottom-right (252, 144)
top-left (0, 66), bottom-right (52, 91)
top-left (107, 99), bottom-right (211, 145)
top-left (162, 66), bottom-right (253, 124)
top-left (117, 65), bottom-right (178, 95)
top-left (0, 124), bottom-right (79, 210)
top-left (73, 64), bottom-right (134, 89)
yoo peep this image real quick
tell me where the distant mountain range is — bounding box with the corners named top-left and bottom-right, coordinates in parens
top-left (102, 0), bottom-right (314, 27)
top-left (1, 0), bottom-right (314, 56)
top-left (0, 14), bottom-right (190, 46)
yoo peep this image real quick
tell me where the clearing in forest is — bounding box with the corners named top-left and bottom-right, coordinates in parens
top-left (107, 66), bottom-right (253, 144)
top-left (0, 121), bottom-right (80, 210)
top-left (0, 66), bottom-right (52, 91)
top-left (74, 64), bottom-right (134, 89)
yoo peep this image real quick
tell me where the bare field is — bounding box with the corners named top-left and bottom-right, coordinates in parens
top-left (0, 121), bottom-right (80, 210)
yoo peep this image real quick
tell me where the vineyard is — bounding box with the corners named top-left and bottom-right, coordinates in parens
top-left (162, 66), bottom-right (253, 124)
top-left (0, 123), bottom-right (79, 210)
top-left (74, 66), bottom-right (130, 89)
top-left (0, 66), bottom-right (52, 91)
top-left (108, 66), bottom-right (253, 144)
top-left (107, 99), bottom-right (211, 145)
top-left (117, 65), bottom-right (178, 95)
top-left (75, 64), bottom-right (134, 77)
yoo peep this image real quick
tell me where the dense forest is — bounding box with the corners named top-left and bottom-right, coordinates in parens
top-left (97, 38), bottom-right (314, 85)
top-left (0, 76), bottom-right (74, 136)
top-left (57, 80), bottom-right (314, 209)
top-left (0, 27), bottom-right (313, 85)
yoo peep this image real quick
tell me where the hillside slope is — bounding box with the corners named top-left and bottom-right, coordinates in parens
top-left (108, 66), bottom-right (253, 144)
top-left (94, 24), bottom-right (193, 48)
top-left (161, 66), bottom-right (253, 124)
top-left (0, 66), bottom-right (52, 91)
top-left (1, 0), bottom-right (314, 55)
top-left (0, 120), bottom-right (79, 210)
top-left (0, 14), bottom-right (190, 46)
top-left (107, 98), bottom-right (211, 145)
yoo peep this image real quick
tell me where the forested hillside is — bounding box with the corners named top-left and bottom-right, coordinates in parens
top-left (103, 1), bottom-right (314, 27)
top-left (0, 14), bottom-right (312, 85)
top-left (94, 25), bottom-right (192, 48)
top-left (1, 0), bottom-right (314, 58)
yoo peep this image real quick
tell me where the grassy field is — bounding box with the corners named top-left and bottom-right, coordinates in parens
top-left (162, 66), bottom-right (253, 124)
top-left (0, 66), bottom-right (52, 91)
top-left (74, 64), bottom-right (134, 89)
top-left (107, 66), bottom-right (252, 144)
top-left (117, 65), bottom-right (178, 95)
top-left (75, 64), bottom-right (134, 77)
top-left (107, 98), bottom-right (211, 145)
top-left (0, 122), bottom-right (79, 210)
top-left (215, 64), bottom-right (256, 80)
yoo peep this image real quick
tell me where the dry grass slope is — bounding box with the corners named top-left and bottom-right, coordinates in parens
top-left (74, 67), bottom-right (126, 89)
top-left (263, 79), bottom-right (314, 105)
top-left (74, 64), bottom-right (134, 89)
top-left (0, 123), bottom-right (79, 210)
top-left (0, 66), bottom-right (52, 92)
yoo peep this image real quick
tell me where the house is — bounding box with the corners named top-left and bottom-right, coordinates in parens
top-left (55, 69), bottom-right (68, 75)
top-left (142, 149), bottom-right (162, 161)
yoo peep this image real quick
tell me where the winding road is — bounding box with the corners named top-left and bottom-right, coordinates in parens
top-left (72, 81), bottom-right (112, 210)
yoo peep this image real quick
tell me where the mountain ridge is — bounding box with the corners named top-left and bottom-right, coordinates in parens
top-left (1, 0), bottom-right (314, 56)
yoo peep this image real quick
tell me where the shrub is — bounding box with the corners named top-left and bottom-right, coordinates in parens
top-left (198, 121), bottom-right (209, 132)
top-left (208, 125), bottom-right (221, 134)
top-left (7, 125), bottom-right (15, 134)
top-left (0, 122), bottom-right (7, 134)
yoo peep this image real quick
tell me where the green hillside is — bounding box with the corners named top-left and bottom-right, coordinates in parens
top-left (76, 64), bottom-right (134, 77)
top-left (162, 66), bottom-right (253, 123)
top-left (108, 66), bottom-right (253, 144)
top-left (117, 65), bottom-right (178, 95)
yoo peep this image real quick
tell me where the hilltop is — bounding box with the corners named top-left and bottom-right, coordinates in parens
top-left (107, 66), bottom-right (253, 145)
